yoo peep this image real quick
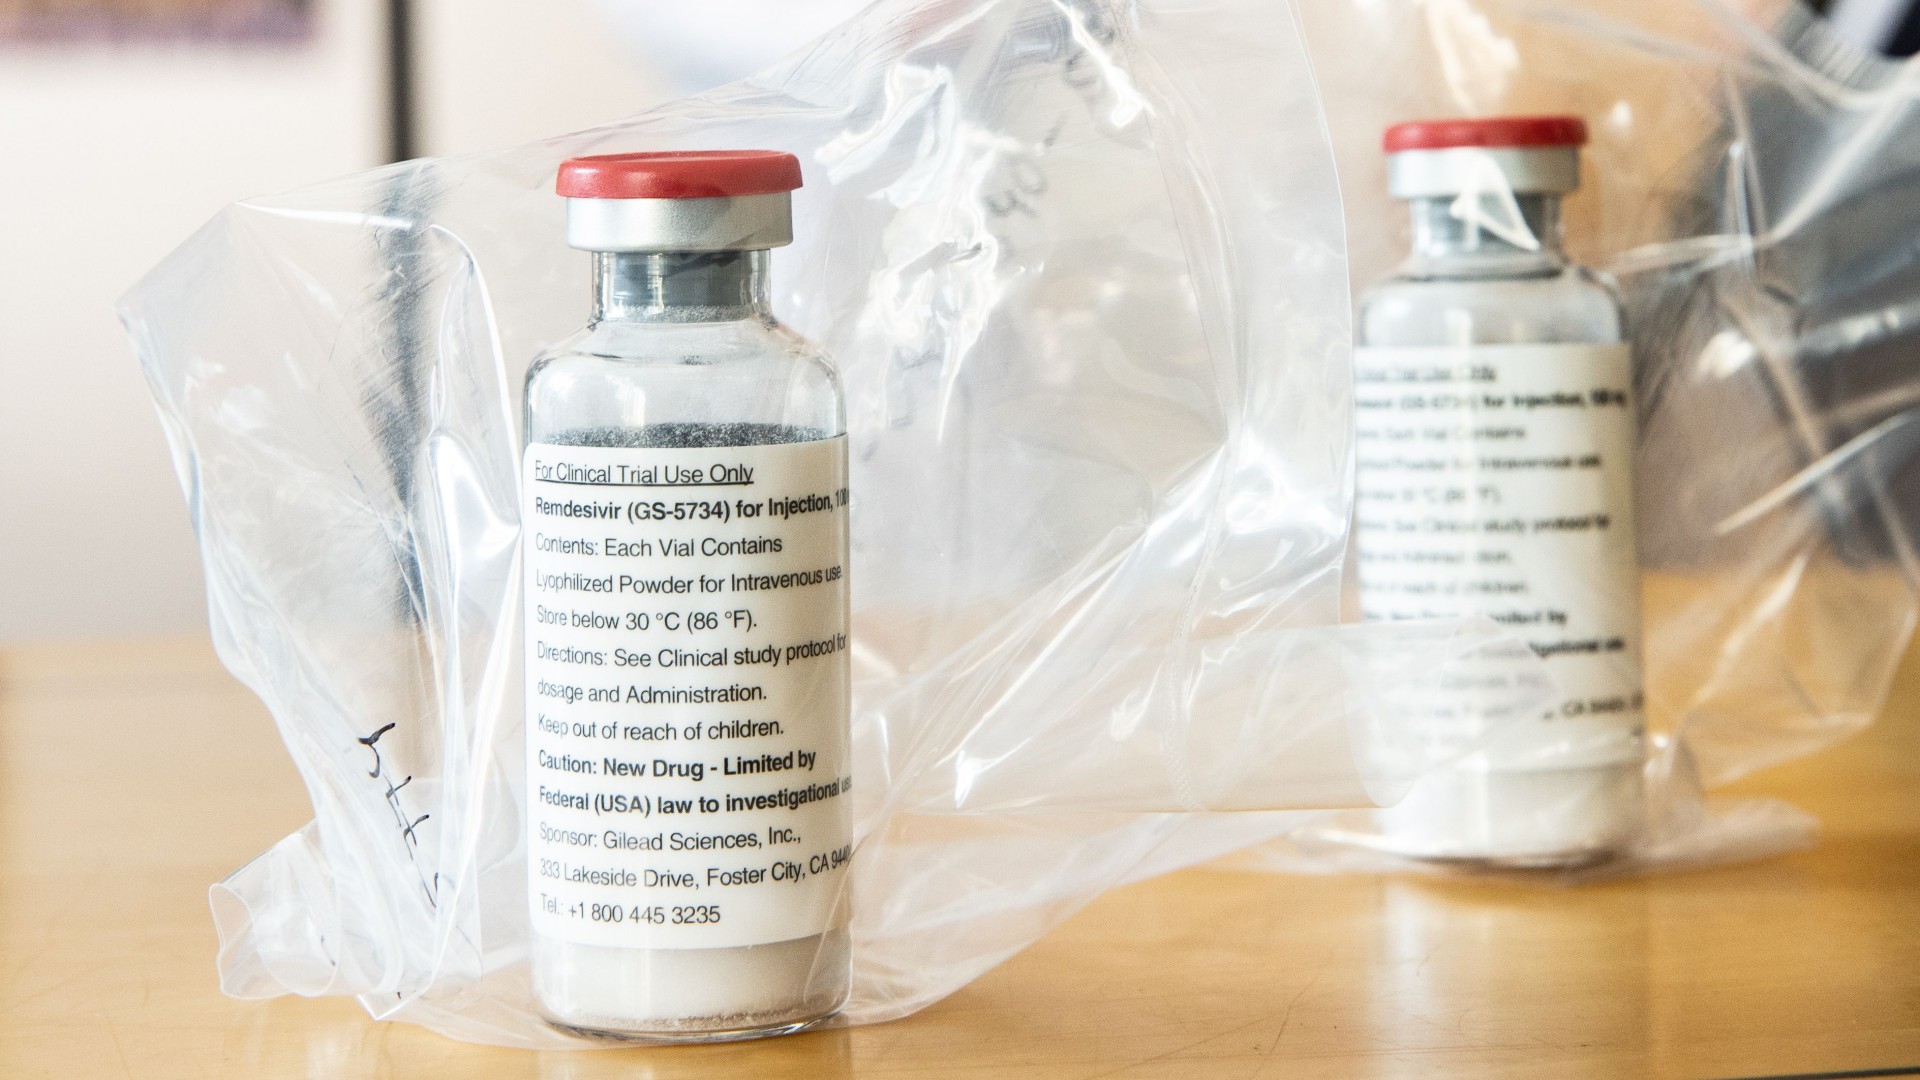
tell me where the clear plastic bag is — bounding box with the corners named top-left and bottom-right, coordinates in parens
top-left (120, 0), bottom-right (1547, 1046)
top-left (1248, 0), bottom-right (1920, 877)
top-left (120, 0), bottom-right (1920, 1046)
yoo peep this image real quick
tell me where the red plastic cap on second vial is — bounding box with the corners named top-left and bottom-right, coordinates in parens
top-left (556, 150), bottom-right (804, 200)
top-left (1383, 115), bottom-right (1586, 198)
top-left (1382, 116), bottom-right (1588, 154)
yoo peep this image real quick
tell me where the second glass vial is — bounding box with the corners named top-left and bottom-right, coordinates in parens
top-left (1354, 116), bottom-right (1645, 866)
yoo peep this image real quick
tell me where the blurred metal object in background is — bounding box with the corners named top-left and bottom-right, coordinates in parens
top-left (1633, 1), bottom-right (1920, 570)
top-left (1819, 0), bottom-right (1920, 55)
top-left (0, 0), bottom-right (312, 43)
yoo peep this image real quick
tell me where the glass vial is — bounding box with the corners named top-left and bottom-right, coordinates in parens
top-left (521, 151), bottom-right (852, 1040)
top-left (1354, 117), bottom-right (1644, 866)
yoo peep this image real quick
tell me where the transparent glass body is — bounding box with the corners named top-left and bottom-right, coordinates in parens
top-left (1358, 195), bottom-right (1621, 347)
top-left (523, 248), bottom-right (850, 1040)
top-left (1356, 192), bottom-right (1641, 867)
top-left (526, 250), bottom-right (845, 450)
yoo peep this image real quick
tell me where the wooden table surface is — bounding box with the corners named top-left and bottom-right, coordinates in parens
top-left (2, 635), bottom-right (1916, 1080)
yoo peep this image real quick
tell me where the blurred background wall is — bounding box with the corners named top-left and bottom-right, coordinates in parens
top-left (0, 0), bottom-right (862, 641)
top-left (0, 0), bottom-right (387, 641)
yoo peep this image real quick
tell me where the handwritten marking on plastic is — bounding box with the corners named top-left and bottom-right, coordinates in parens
top-left (358, 720), bottom-right (440, 907)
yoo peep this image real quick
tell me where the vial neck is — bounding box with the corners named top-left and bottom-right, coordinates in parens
top-left (1404, 194), bottom-right (1567, 279)
top-left (592, 249), bottom-right (772, 324)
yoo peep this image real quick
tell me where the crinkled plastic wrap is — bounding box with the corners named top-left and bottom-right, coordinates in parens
top-left (118, 0), bottom-right (1546, 1047)
top-left (1248, 0), bottom-right (1920, 877)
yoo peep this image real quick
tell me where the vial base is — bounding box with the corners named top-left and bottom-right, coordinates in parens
top-left (534, 929), bottom-right (850, 1043)
top-left (1371, 761), bottom-right (1645, 868)
top-left (547, 1014), bottom-right (834, 1046)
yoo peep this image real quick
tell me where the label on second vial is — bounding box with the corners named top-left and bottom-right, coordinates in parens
top-left (522, 437), bottom-right (851, 949)
top-left (1353, 343), bottom-right (1643, 769)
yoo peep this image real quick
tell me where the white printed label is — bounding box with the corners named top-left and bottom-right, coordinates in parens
top-left (522, 437), bottom-right (851, 949)
top-left (1354, 344), bottom-right (1643, 768)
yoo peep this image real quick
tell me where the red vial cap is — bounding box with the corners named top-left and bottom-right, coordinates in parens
top-left (556, 150), bottom-right (804, 200)
top-left (1382, 115), bottom-right (1588, 154)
